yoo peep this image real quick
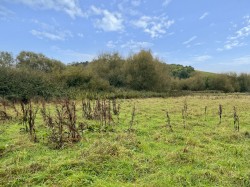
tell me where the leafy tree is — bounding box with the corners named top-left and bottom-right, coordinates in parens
top-left (186, 73), bottom-right (207, 91)
top-left (125, 50), bottom-right (159, 91)
top-left (89, 53), bottom-right (125, 87)
top-left (16, 51), bottom-right (65, 73)
top-left (208, 74), bottom-right (234, 92)
top-left (170, 64), bottom-right (195, 79)
top-left (70, 61), bottom-right (89, 67)
top-left (0, 68), bottom-right (61, 100)
top-left (226, 73), bottom-right (240, 92)
top-left (238, 73), bottom-right (250, 92)
top-left (0, 51), bottom-right (15, 67)
top-left (60, 66), bottom-right (92, 88)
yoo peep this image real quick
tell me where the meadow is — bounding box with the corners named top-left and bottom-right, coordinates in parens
top-left (0, 94), bottom-right (250, 186)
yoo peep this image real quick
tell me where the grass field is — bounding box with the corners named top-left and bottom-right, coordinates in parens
top-left (1, 95), bottom-right (250, 186)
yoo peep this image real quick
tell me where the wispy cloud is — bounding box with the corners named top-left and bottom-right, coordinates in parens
top-left (193, 55), bottom-right (212, 62)
top-left (199, 12), bottom-right (209, 20)
top-left (106, 40), bottom-right (118, 49)
top-left (106, 39), bottom-right (153, 51)
top-left (12, 0), bottom-right (84, 18)
top-left (162, 0), bottom-right (172, 7)
top-left (117, 0), bottom-right (140, 16)
top-left (121, 40), bottom-right (154, 50)
top-left (233, 55), bottom-right (250, 65)
top-left (30, 19), bottom-right (73, 41)
top-left (0, 5), bottom-right (14, 20)
top-left (77, 33), bottom-right (84, 38)
top-left (91, 6), bottom-right (124, 32)
top-left (30, 30), bottom-right (72, 41)
top-left (182, 36), bottom-right (197, 45)
top-left (131, 0), bottom-right (141, 7)
top-left (220, 55), bottom-right (250, 65)
top-left (218, 16), bottom-right (250, 51)
top-left (132, 15), bottom-right (174, 38)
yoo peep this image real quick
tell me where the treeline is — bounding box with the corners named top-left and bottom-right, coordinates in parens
top-left (0, 50), bottom-right (250, 100)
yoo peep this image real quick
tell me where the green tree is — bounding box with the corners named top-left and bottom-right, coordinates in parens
top-left (208, 74), bottom-right (234, 92)
top-left (16, 51), bottom-right (65, 73)
top-left (89, 53), bottom-right (125, 87)
top-left (238, 73), bottom-right (250, 92)
top-left (125, 50), bottom-right (159, 91)
top-left (170, 64), bottom-right (195, 79)
top-left (0, 51), bottom-right (15, 67)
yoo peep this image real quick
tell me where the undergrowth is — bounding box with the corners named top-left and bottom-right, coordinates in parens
top-left (0, 95), bottom-right (250, 186)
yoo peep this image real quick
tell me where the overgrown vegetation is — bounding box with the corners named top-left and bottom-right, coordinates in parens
top-left (1, 49), bottom-right (250, 186)
top-left (1, 95), bottom-right (250, 186)
top-left (1, 50), bottom-right (250, 102)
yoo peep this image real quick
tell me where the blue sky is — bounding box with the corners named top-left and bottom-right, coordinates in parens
top-left (1, 0), bottom-right (250, 73)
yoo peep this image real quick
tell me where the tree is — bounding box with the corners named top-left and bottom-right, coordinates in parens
top-left (208, 74), bottom-right (234, 92)
top-left (0, 51), bottom-right (15, 67)
top-left (238, 73), bottom-right (250, 92)
top-left (16, 51), bottom-right (65, 73)
top-left (125, 50), bottom-right (159, 91)
top-left (170, 64), bottom-right (195, 79)
top-left (89, 52), bottom-right (125, 87)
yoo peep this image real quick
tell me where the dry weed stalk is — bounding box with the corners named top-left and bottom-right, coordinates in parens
top-left (82, 98), bottom-right (118, 131)
top-left (82, 99), bottom-right (93, 120)
top-left (27, 102), bottom-right (39, 142)
top-left (41, 101), bottom-right (53, 128)
top-left (20, 102), bottom-right (29, 132)
top-left (54, 104), bottom-right (65, 148)
top-left (218, 104), bottom-right (222, 124)
top-left (166, 111), bottom-right (173, 132)
top-left (182, 99), bottom-right (188, 128)
top-left (204, 106), bottom-right (207, 121)
top-left (112, 99), bottom-right (120, 125)
top-left (233, 106), bottom-right (239, 131)
top-left (128, 105), bottom-right (136, 132)
top-left (64, 100), bottom-right (80, 142)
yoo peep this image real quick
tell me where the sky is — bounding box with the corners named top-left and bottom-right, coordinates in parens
top-left (1, 0), bottom-right (250, 73)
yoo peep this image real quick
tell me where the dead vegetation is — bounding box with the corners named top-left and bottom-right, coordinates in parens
top-left (233, 106), bottom-right (239, 132)
top-left (166, 111), bottom-right (173, 132)
top-left (0, 96), bottom-right (247, 149)
top-left (182, 99), bottom-right (188, 128)
top-left (219, 104), bottom-right (222, 124)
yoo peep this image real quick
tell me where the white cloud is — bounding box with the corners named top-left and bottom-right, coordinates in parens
top-left (12, 0), bottom-right (84, 18)
top-left (121, 40), bottom-right (153, 50)
top-left (193, 42), bottom-right (203, 46)
top-left (30, 19), bottom-right (73, 41)
top-left (224, 40), bottom-right (245, 50)
top-left (219, 56), bottom-right (250, 65)
top-left (219, 16), bottom-right (250, 51)
top-left (107, 41), bottom-right (117, 48)
top-left (132, 15), bottom-right (174, 38)
top-left (31, 19), bottom-right (55, 31)
top-left (77, 33), bottom-right (84, 38)
top-left (162, 0), bottom-right (172, 7)
top-left (0, 5), bottom-right (14, 20)
top-left (131, 0), bottom-right (141, 7)
top-left (199, 12), bottom-right (209, 20)
top-left (117, 0), bottom-right (140, 16)
top-left (30, 29), bottom-right (72, 41)
top-left (91, 6), bottom-right (124, 32)
top-left (232, 56), bottom-right (250, 65)
top-left (193, 55), bottom-right (212, 62)
top-left (182, 36), bottom-right (197, 45)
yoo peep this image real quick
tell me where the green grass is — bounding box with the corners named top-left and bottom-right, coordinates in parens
top-left (1, 95), bottom-right (250, 186)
